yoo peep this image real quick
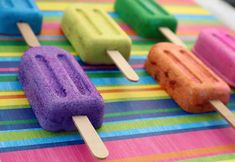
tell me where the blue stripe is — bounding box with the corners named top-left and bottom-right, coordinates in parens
top-left (0, 99), bottom-right (178, 121)
top-left (0, 61), bottom-right (19, 68)
top-left (0, 58), bottom-right (21, 61)
top-left (0, 76), bottom-right (156, 90)
top-left (175, 14), bottom-right (217, 20)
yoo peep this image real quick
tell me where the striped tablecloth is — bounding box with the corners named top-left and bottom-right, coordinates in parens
top-left (1, 0), bottom-right (235, 161)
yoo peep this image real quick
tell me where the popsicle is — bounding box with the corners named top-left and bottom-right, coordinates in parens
top-left (115, 0), bottom-right (186, 48)
top-left (0, 0), bottom-right (42, 47)
top-left (145, 42), bottom-right (235, 127)
top-left (193, 28), bottom-right (235, 87)
top-left (61, 5), bottom-right (139, 82)
top-left (19, 46), bottom-right (109, 159)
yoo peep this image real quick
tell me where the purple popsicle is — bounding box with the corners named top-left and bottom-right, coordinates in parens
top-left (19, 46), bottom-right (104, 131)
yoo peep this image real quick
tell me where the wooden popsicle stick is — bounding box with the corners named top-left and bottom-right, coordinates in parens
top-left (17, 22), bottom-right (40, 48)
top-left (72, 116), bottom-right (109, 160)
top-left (107, 50), bottom-right (139, 82)
top-left (159, 27), bottom-right (187, 48)
top-left (210, 100), bottom-right (235, 128)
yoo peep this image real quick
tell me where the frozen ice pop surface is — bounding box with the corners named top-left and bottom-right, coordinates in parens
top-left (193, 28), bottom-right (235, 87)
top-left (145, 43), bottom-right (230, 113)
top-left (115, 0), bottom-right (177, 38)
top-left (19, 46), bottom-right (104, 131)
top-left (0, 0), bottom-right (43, 35)
top-left (61, 5), bottom-right (131, 65)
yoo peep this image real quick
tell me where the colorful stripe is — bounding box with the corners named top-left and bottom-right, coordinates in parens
top-left (1, 128), bottom-right (235, 162)
top-left (0, 0), bottom-right (234, 162)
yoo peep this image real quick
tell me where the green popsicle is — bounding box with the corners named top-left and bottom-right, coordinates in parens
top-left (115, 0), bottom-right (185, 47)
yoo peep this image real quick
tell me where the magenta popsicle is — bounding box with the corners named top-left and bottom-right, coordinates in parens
top-left (193, 28), bottom-right (235, 87)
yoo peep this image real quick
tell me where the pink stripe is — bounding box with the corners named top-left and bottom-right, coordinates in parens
top-left (157, 0), bottom-right (196, 5)
top-left (0, 68), bottom-right (18, 72)
top-left (42, 22), bottom-right (61, 30)
top-left (1, 128), bottom-right (235, 162)
top-left (178, 26), bottom-right (231, 33)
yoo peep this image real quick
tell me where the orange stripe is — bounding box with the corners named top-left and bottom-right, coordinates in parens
top-left (108, 144), bottom-right (235, 162)
top-left (99, 87), bottom-right (163, 93)
top-left (0, 95), bottom-right (26, 99)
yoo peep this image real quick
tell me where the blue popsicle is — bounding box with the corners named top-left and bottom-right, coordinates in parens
top-left (0, 0), bottom-right (42, 35)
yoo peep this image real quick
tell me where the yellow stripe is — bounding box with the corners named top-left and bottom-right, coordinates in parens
top-left (97, 85), bottom-right (160, 91)
top-left (101, 90), bottom-right (168, 101)
top-left (164, 6), bottom-right (210, 15)
top-left (37, 2), bottom-right (113, 11)
top-left (0, 53), bottom-right (23, 57)
top-left (132, 51), bottom-right (148, 56)
top-left (0, 98), bottom-right (29, 107)
top-left (0, 85), bottom-right (159, 95)
top-left (0, 91), bottom-right (24, 96)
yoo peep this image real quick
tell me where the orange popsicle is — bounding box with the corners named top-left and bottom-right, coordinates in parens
top-left (145, 43), bottom-right (230, 113)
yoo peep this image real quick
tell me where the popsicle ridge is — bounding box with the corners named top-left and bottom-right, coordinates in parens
top-left (137, 0), bottom-right (169, 16)
top-left (178, 49), bottom-right (219, 83)
top-left (58, 54), bottom-right (91, 95)
top-left (76, 9), bottom-right (102, 35)
top-left (212, 33), bottom-right (235, 51)
top-left (35, 55), bottom-right (67, 98)
top-left (163, 50), bottom-right (202, 84)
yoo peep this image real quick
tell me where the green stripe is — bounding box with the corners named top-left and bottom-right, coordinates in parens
top-left (0, 105), bottom-right (30, 110)
top-left (0, 76), bottom-right (18, 82)
top-left (104, 107), bottom-right (179, 117)
top-left (87, 71), bottom-right (148, 78)
top-left (0, 119), bottom-right (37, 125)
top-left (180, 153), bottom-right (235, 162)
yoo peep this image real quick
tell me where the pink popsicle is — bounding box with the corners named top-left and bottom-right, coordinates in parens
top-left (193, 28), bottom-right (235, 87)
